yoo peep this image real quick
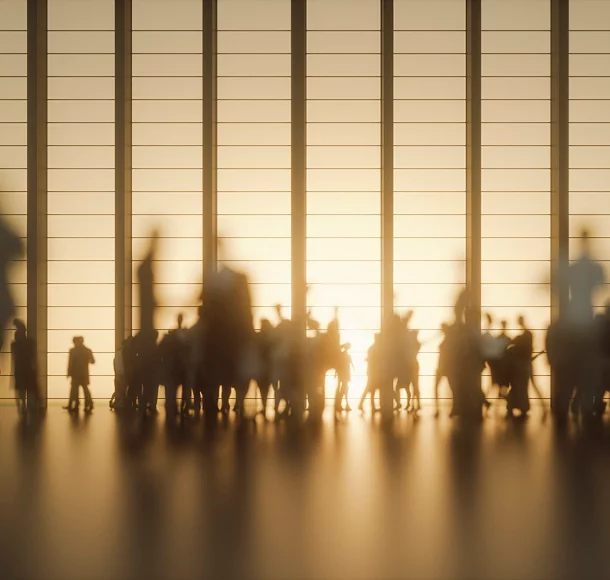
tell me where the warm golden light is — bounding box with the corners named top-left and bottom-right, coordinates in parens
top-left (2, 0), bottom-right (610, 402)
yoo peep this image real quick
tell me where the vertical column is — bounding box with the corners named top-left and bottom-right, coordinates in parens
top-left (291, 0), bottom-right (306, 332)
top-left (381, 0), bottom-right (393, 329)
top-left (550, 0), bottom-right (569, 321)
top-left (27, 0), bottom-right (48, 406)
top-left (465, 0), bottom-right (481, 326)
top-left (115, 0), bottom-right (132, 348)
top-left (203, 0), bottom-right (217, 273)
top-left (551, 0), bottom-right (569, 407)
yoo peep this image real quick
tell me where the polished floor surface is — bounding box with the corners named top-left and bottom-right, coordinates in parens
top-left (1, 403), bottom-right (610, 580)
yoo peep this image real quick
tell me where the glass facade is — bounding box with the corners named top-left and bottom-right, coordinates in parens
top-left (307, 0), bottom-right (381, 397)
top-left (570, 1), bottom-right (610, 310)
top-left (132, 0), bottom-right (203, 338)
top-left (481, 0), bottom-right (551, 396)
top-left (1, 0), bottom-right (609, 401)
top-left (394, 0), bottom-right (466, 399)
top-left (217, 0), bottom-right (292, 326)
top-left (46, 0), bottom-right (115, 398)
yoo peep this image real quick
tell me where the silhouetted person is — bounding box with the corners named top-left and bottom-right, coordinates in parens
top-left (327, 307), bottom-right (340, 348)
top-left (255, 318), bottom-right (276, 419)
top-left (447, 292), bottom-right (486, 420)
top-left (307, 308), bottom-right (320, 334)
top-left (334, 342), bottom-right (354, 412)
top-left (110, 337), bottom-right (130, 410)
top-left (506, 316), bottom-right (534, 418)
top-left (359, 333), bottom-right (382, 413)
top-left (138, 230), bottom-right (159, 334)
top-left (564, 230), bottom-right (605, 327)
top-left (200, 263), bottom-right (254, 415)
top-left (434, 322), bottom-right (451, 417)
top-left (139, 329), bottom-right (161, 415)
top-left (552, 230), bottom-right (606, 419)
top-left (66, 336), bottom-right (95, 413)
top-left (159, 314), bottom-right (187, 418)
top-left (0, 214), bottom-right (24, 365)
top-left (394, 311), bottom-right (421, 413)
top-left (11, 319), bottom-right (39, 415)
top-left (270, 304), bottom-right (297, 418)
top-left (486, 319), bottom-right (511, 399)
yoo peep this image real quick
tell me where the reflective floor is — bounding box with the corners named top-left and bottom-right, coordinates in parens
top-left (1, 403), bottom-right (610, 580)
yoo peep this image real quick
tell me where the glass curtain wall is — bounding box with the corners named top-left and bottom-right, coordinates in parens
top-left (6, 0), bottom-right (610, 400)
top-left (0, 0), bottom-right (27, 397)
top-left (217, 0), bottom-right (292, 326)
top-left (570, 1), bottom-right (610, 310)
top-left (481, 0), bottom-right (551, 397)
top-left (394, 0), bottom-right (466, 400)
top-left (47, 0), bottom-right (115, 398)
top-left (132, 0), bottom-right (203, 336)
top-left (306, 0), bottom-right (381, 399)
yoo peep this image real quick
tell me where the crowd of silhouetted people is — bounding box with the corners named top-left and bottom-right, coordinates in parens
top-left (2, 207), bottom-right (610, 426)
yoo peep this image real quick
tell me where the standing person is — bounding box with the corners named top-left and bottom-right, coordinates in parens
top-left (159, 314), bottom-right (187, 418)
top-left (133, 232), bottom-right (160, 415)
top-left (485, 319), bottom-right (512, 400)
top-left (359, 333), bottom-right (382, 413)
top-left (11, 319), bottom-right (39, 415)
top-left (140, 329), bottom-right (160, 415)
top-left (110, 337), bottom-right (128, 411)
top-left (434, 323), bottom-right (451, 417)
top-left (66, 336), bottom-right (95, 413)
top-left (334, 342), bottom-right (355, 413)
top-left (400, 312), bottom-right (421, 413)
top-left (506, 316), bottom-right (547, 418)
top-left (138, 230), bottom-right (158, 334)
top-left (255, 318), bottom-right (276, 419)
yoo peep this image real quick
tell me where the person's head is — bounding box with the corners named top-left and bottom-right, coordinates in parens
top-left (500, 319), bottom-right (507, 331)
top-left (177, 313), bottom-right (184, 329)
top-left (485, 313), bottom-right (493, 328)
top-left (517, 315), bottom-right (525, 329)
top-left (260, 318), bottom-right (272, 331)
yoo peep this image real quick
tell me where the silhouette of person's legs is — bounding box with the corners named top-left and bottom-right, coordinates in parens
top-left (165, 382), bottom-right (178, 416)
top-left (411, 372), bottom-right (421, 412)
top-left (67, 380), bottom-right (80, 411)
top-left (144, 379), bottom-right (159, 412)
top-left (358, 385), bottom-right (370, 411)
top-left (83, 385), bottom-right (94, 412)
